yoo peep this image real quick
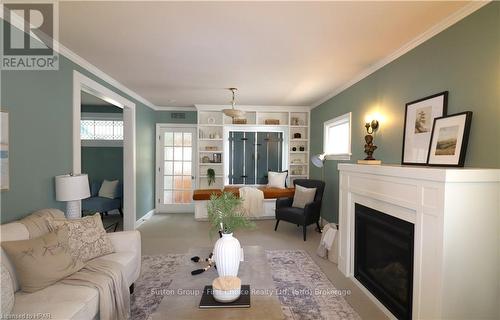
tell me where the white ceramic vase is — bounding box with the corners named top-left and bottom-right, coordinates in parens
top-left (213, 233), bottom-right (241, 277)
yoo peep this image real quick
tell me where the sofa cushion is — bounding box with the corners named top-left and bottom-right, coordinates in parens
top-left (1, 262), bottom-right (14, 314)
top-left (48, 214), bottom-right (114, 263)
top-left (12, 282), bottom-right (99, 320)
top-left (193, 186), bottom-right (295, 200)
top-left (1, 230), bottom-right (84, 293)
top-left (275, 207), bottom-right (306, 224)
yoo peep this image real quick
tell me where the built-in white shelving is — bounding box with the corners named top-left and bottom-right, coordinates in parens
top-left (196, 107), bottom-right (310, 188)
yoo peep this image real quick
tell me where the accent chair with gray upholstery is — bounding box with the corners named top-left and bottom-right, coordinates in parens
top-left (82, 180), bottom-right (123, 217)
top-left (274, 179), bottom-right (325, 241)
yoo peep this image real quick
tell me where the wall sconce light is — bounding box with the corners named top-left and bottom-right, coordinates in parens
top-left (365, 119), bottom-right (379, 134)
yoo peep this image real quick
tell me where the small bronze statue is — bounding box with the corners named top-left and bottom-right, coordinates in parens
top-left (364, 134), bottom-right (377, 160)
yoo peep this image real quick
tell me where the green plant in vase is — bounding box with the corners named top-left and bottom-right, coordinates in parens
top-left (207, 191), bottom-right (255, 278)
top-left (207, 192), bottom-right (255, 236)
top-left (207, 168), bottom-right (216, 186)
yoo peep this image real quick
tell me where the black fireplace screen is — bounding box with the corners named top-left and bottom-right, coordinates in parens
top-left (354, 203), bottom-right (414, 320)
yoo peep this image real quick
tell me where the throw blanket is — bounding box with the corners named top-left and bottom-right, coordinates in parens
top-left (239, 187), bottom-right (264, 217)
top-left (62, 259), bottom-right (130, 320)
top-left (317, 223), bottom-right (338, 263)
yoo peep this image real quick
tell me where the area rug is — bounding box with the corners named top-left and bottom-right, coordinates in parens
top-left (131, 250), bottom-right (360, 320)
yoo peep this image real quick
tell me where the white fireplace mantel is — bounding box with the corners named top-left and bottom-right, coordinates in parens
top-left (338, 164), bottom-right (500, 320)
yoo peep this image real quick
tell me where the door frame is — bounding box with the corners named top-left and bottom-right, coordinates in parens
top-left (155, 123), bottom-right (198, 213)
top-left (72, 71), bottom-right (137, 231)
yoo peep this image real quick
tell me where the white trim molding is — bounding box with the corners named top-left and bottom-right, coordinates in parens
top-left (312, 1), bottom-right (490, 108)
top-left (73, 71), bottom-right (137, 231)
top-left (135, 209), bottom-right (156, 229)
top-left (81, 140), bottom-right (123, 148)
top-left (323, 112), bottom-right (352, 161)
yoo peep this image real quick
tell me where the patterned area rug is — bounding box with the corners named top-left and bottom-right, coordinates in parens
top-left (131, 250), bottom-right (360, 320)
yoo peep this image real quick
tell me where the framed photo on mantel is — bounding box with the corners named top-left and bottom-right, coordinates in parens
top-left (401, 91), bottom-right (448, 165)
top-left (427, 111), bottom-right (472, 167)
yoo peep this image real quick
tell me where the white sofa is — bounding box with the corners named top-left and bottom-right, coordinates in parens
top-left (0, 216), bottom-right (141, 320)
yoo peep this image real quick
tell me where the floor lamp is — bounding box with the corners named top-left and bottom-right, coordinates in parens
top-left (310, 153), bottom-right (326, 181)
top-left (310, 153), bottom-right (327, 231)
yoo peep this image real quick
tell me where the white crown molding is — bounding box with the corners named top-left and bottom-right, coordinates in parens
top-left (311, 1), bottom-right (490, 109)
top-left (59, 44), bottom-right (158, 110)
top-left (153, 105), bottom-right (197, 112)
top-left (1, 5), bottom-right (158, 110)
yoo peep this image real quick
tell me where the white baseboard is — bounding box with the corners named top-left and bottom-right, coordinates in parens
top-left (135, 209), bottom-right (155, 228)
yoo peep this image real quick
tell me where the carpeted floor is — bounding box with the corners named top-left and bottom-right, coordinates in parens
top-left (131, 250), bottom-right (360, 320)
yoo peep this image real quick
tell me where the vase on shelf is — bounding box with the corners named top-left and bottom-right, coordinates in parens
top-left (213, 233), bottom-right (241, 277)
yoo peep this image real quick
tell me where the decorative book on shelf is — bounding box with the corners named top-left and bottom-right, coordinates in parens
top-left (233, 118), bottom-right (247, 124)
top-left (199, 285), bottom-right (251, 309)
top-left (265, 119), bottom-right (280, 125)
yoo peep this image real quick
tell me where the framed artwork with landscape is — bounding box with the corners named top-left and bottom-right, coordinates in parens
top-left (427, 111), bottom-right (472, 167)
top-left (401, 91), bottom-right (448, 165)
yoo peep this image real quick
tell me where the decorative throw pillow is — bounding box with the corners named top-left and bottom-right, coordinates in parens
top-left (19, 208), bottom-right (66, 239)
top-left (0, 263), bottom-right (14, 314)
top-left (1, 229), bottom-right (84, 293)
top-left (292, 185), bottom-right (317, 209)
top-left (268, 171), bottom-right (287, 189)
top-left (98, 180), bottom-right (119, 199)
top-left (47, 214), bottom-right (114, 263)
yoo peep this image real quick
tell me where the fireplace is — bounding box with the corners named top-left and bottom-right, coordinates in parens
top-left (354, 203), bottom-right (414, 320)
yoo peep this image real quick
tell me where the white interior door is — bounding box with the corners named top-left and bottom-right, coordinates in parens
top-left (156, 126), bottom-right (197, 213)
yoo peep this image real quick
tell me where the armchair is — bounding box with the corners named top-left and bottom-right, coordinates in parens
top-left (82, 180), bottom-right (123, 218)
top-left (274, 179), bottom-right (325, 241)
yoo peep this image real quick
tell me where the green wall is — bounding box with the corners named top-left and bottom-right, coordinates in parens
top-left (310, 2), bottom-right (500, 223)
top-left (82, 147), bottom-right (124, 183)
top-left (81, 105), bottom-right (122, 113)
top-left (155, 110), bottom-right (197, 124)
top-left (0, 21), bottom-right (156, 223)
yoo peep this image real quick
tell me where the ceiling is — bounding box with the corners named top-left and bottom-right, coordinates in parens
top-left (60, 1), bottom-right (471, 108)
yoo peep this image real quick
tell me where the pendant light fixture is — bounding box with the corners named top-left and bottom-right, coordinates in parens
top-left (222, 88), bottom-right (245, 118)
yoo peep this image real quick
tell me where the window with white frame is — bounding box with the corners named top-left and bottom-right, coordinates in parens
top-left (81, 116), bottom-right (123, 140)
top-left (324, 112), bottom-right (351, 160)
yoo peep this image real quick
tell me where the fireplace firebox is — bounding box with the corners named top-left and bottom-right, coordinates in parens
top-left (354, 203), bottom-right (414, 320)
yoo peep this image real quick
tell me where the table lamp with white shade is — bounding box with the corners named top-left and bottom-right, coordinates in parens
top-left (55, 173), bottom-right (90, 219)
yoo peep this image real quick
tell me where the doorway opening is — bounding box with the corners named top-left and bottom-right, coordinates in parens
top-left (73, 71), bottom-right (136, 230)
top-left (80, 91), bottom-right (124, 231)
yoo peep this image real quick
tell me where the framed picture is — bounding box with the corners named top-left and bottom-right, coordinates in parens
top-left (427, 111), bottom-right (472, 167)
top-left (0, 109), bottom-right (9, 191)
top-left (402, 91), bottom-right (448, 165)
